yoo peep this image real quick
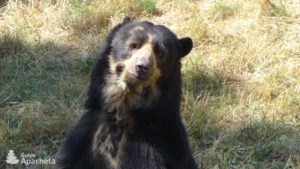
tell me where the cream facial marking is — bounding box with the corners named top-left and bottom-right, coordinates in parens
top-left (102, 32), bottom-right (161, 113)
top-left (133, 26), bottom-right (145, 32)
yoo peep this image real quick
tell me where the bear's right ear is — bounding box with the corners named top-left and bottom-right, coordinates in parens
top-left (179, 37), bottom-right (193, 58)
top-left (122, 16), bottom-right (133, 24)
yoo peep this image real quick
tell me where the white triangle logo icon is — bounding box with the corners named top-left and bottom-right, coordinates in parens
top-left (6, 150), bottom-right (19, 164)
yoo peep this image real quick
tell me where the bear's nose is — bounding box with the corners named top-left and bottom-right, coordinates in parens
top-left (136, 64), bottom-right (149, 73)
top-left (135, 58), bottom-right (153, 79)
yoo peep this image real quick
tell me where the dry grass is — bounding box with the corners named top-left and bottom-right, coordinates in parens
top-left (1, 0), bottom-right (300, 168)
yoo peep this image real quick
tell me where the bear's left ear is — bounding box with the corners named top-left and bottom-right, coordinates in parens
top-left (179, 37), bottom-right (193, 58)
top-left (122, 16), bottom-right (133, 24)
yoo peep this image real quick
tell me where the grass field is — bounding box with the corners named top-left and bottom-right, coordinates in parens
top-left (0, 0), bottom-right (300, 168)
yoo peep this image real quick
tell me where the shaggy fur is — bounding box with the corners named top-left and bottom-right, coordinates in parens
top-left (56, 17), bottom-right (197, 169)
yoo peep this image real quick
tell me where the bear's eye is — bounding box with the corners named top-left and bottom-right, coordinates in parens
top-left (129, 42), bottom-right (139, 49)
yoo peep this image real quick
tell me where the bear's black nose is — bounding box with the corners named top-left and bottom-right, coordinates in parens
top-left (134, 53), bottom-right (154, 80)
top-left (136, 64), bottom-right (150, 79)
top-left (136, 64), bottom-right (149, 73)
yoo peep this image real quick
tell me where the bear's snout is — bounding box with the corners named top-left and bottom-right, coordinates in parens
top-left (135, 55), bottom-right (154, 80)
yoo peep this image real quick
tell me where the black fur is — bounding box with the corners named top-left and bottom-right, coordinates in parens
top-left (56, 18), bottom-right (197, 169)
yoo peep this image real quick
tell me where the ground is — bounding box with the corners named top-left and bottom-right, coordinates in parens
top-left (0, 0), bottom-right (299, 169)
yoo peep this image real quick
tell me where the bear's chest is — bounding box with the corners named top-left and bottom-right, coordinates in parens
top-left (92, 122), bottom-right (128, 169)
top-left (92, 123), bottom-right (168, 169)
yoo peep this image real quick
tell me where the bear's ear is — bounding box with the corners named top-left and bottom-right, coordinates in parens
top-left (179, 37), bottom-right (193, 58)
top-left (122, 16), bottom-right (133, 24)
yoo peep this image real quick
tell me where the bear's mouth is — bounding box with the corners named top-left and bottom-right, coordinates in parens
top-left (127, 71), bottom-right (151, 82)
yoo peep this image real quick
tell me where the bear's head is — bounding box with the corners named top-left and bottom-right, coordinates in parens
top-left (87, 17), bottom-right (193, 113)
top-left (108, 18), bottom-right (193, 88)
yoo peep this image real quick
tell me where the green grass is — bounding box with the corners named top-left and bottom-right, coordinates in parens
top-left (213, 2), bottom-right (240, 20)
top-left (0, 30), bottom-right (91, 168)
top-left (136, 0), bottom-right (157, 13)
top-left (1, 0), bottom-right (300, 168)
top-left (260, 0), bottom-right (289, 17)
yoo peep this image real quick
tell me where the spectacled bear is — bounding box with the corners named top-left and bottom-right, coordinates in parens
top-left (56, 17), bottom-right (198, 169)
